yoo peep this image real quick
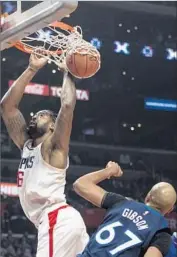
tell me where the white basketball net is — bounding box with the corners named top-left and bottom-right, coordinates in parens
top-left (20, 24), bottom-right (100, 69)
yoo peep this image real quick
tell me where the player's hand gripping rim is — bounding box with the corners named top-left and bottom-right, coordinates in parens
top-left (29, 48), bottom-right (48, 72)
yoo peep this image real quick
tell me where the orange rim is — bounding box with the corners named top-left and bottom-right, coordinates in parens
top-left (13, 21), bottom-right (74, 54)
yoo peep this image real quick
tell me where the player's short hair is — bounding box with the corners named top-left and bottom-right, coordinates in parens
top-left (38, 110), bottom-right (57, 123)
top-left (46, 110), bottom-right (57, 123)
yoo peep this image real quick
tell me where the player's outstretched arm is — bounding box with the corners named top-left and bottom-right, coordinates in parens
top-left (0, 51), bottom-right (47, 149)
top-left (50, 69), bottom-right (76, 168)
top-left (73, 161), bottom-right (123, 207)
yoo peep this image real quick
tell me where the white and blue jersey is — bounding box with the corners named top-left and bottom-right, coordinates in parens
top-left (78, 193), bottom-right (172, 257)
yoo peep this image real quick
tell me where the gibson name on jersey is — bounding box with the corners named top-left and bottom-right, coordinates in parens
top-left (122, 208), bottom-right (149, 230)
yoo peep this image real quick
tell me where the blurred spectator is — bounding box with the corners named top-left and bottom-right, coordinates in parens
top-left (1, 234), bottom-right (36, 257)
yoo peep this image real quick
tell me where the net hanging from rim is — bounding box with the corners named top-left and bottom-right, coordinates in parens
top-left (14, 21), bottom-right (100, 68)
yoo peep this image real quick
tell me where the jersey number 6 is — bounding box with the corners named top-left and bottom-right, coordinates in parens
top-left (95, 221), bottom-right (142, 255)
top-left (17, 171), bottom-right (24, 187)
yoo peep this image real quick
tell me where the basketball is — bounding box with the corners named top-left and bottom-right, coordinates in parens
top-left (66, 48), bottom-right (100, 79)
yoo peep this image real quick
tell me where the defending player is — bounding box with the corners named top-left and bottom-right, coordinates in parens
top-left (0, 52), bottom-right (89, 257)
top-left (74, 161), bottom-right (177, 257)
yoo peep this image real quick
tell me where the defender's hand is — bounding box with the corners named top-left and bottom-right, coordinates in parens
top-left (29, 50), bottom-right (48, 71)
top-left (106, 161), bottom-right (123, 178)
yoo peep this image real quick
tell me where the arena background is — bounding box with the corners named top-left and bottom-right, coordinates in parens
top-left (1, 1), bottom-right (177, 257)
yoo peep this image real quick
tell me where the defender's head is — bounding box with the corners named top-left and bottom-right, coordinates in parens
top-left (27, 110), bottom-right (57, 139)
top-left (144, 182), bottom-right (177, 215)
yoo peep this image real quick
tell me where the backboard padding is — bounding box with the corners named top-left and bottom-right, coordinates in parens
top-left (0, 1), bottom-right (78, 51)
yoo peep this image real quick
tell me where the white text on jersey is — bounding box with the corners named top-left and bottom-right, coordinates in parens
top-left (122, 208), bottom-right (149, 230)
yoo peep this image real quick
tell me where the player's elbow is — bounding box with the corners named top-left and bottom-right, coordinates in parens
top-left (61, 95), bottom-right (76, 110)
top-left (73, 179), bottom-right (89, 196)
top-left (63, 102), bottom-right (76, 112)
top-left (0, 99), bottom-right (17, 113)
top-left (0, 98), bottom-right (5, 109)
top-left (0, 101), bottom-right (7, 114)
top-left (73, 179), bottom-right (82, 194)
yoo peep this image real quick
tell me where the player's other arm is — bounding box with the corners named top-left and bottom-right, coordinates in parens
top-left (0, 52), bottom-right (47, 149)
top-left (144, 247), bottom-right (163, 257)
top-left (50, 70), bottom-right (76, 166)
top-left (0, 68), bottom-right (36, 149)
top-left (73, 161), bottom-right (123, 207)
top-left (144, 231), bottom-right (172, 257)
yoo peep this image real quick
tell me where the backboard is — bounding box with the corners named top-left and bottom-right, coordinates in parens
top-left (0, 1), bottom-right (78, 51)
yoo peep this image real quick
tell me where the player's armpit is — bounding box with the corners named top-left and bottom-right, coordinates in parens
top-left (1, 108), bottom-right (28, 149)
top-left (143, 247), bottom-right (163, 257)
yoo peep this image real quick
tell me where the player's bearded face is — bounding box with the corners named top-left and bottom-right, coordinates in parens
top-left (27, 113), bottom-right (52, 139)
top-left (27, 121), bottom-right (49, 139)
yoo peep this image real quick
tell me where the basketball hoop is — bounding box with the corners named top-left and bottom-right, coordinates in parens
top-left (13, 21), bottom-right (100, 69)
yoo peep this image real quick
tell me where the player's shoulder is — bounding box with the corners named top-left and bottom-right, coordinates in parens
top-left (101, 192), bottom-right (130, 210)
top-left (21, 139), bottom-right (32, 152)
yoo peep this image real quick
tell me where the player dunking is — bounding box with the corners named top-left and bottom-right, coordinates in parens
top-left (74, 161), bottom-right (177, 257)
top-left (0, 52), bottom-right (89, 257)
